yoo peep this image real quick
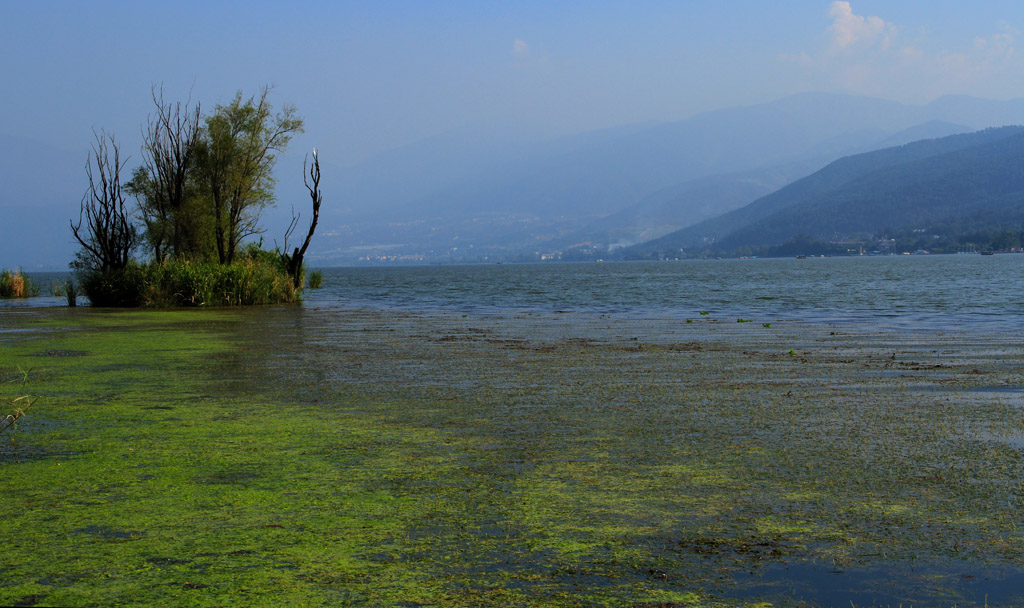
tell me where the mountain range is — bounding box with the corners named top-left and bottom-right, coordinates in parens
top-left (628, 126), bottom-right (1024, 257)
top-left (308, 92), bottom-right (1024, 264)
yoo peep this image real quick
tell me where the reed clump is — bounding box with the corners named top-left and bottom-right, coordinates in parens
top-left (308, 270), bottom-right (323, 289)
top-left (0, 269), bottom-right (37, 299)
top-left (79, 247), bottom-right (299, 307)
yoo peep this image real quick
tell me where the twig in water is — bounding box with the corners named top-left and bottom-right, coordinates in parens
top-left (1, 395), bottom-right (38, 435)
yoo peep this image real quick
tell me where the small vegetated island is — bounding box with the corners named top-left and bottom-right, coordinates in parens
top-left (70, 87), bottom-right (321, 307)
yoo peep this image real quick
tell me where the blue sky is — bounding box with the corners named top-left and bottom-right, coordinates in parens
top-left (3, 1), bottom-right (1024, 165)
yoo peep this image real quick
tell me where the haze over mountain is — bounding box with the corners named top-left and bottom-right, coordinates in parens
top-left (551, 119), bottom-right (972, 252)
top-left (628, 125), bottom-right (1024, 257)
top-left (2, 92), bottom-right (1022, 268)
top-left (304, 93), bottom-right (1017, 264)
top-left (8, 3), bottom-right (1024, 269)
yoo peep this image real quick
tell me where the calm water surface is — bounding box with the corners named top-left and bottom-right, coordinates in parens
top-left (305, 255), bottom-right (1024, 331)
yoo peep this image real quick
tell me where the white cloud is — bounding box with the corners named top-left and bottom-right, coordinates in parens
top-left (972, 28), bottom-right (1015, 62)
top-left (783, 3), bottom-right (1024, 101)
top-left (778, 51), bottom-right (815, 67)
top-left (827, 1), bottom-right (896, 53)
top-left (933, 30), bottom-right (1016, 88)
top-left (512, 39), bottom-right (530, 58)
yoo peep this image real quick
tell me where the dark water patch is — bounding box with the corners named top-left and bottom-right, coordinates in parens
top-left (907, 384), bottom-right (1024, 398)
top-left (725, 561), bottom-right (1024, 607)
top-left (203, 469), bottom-right (261, 485)
top-left (71, 525), bottom-right (145, 540)
top-left (679, 536), bottom-right (790, 560)
top-left (147, 556), bottom-right (192, 566)
top-left (11, 594), bottom-right (49, 607)
top-left (862, 369), bottom-right (956, 379)
top-left (33, 349), bottom-right (88, 357)
top-left (966, 385), bottom-right (1024, 395)
top-left (1, 371), bottom-right (27, 383)
top-left (666, 342), bottom-right (704, 352)
top-left (0, 443), bottom-right (80, 464)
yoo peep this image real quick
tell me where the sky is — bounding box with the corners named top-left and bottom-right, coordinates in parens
top-left (4, 1), bottom-right (1024, 169)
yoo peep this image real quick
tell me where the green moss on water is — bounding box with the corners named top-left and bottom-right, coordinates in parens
top-left (4, 308), bottom-right (1024, 606)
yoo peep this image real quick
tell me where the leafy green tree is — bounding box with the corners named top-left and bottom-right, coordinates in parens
top-left (129, 88), bottom-right (204, 262)
top-left (990, 229), bottom-right (1020, 251)
top-left (196, 87), bottom-right (304, 264)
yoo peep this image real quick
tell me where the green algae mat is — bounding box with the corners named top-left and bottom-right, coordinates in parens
top-left (4, 306), bottom-right (1024, 607)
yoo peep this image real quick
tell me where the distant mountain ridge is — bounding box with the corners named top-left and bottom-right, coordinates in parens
top-left (551, 120), bottom-right (974, 251)
top-left (363, 94), bottom-right (994, 221)
top-left (307, 92), bottom-right (1024, 263)
top-left (626, 126), bottom-right (1024, 256)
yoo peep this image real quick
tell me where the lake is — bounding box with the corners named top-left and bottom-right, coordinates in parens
top-left (12, 255), bottom-right (1023, 332)
top-left (302, 254), bottom-right (1024, 331)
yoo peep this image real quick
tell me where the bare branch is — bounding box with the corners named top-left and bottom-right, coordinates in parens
top-left (139, 86), bottom-right (201, 259)
top-left (282, 204), bottom-right (300, 253)
top-left (282, 149), bottom-right (323, 287)
top-left (71, 130), bottom-right (136, 271)
top-left (297, 149), bottom-right (322, 259)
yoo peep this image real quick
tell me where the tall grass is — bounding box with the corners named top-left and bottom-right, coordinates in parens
top-left (308, 270), bottom-right (323, 289)
top-left (79, 248), bottom-right (299, 307)
top-left (0, 269), bottom-right (37, 299)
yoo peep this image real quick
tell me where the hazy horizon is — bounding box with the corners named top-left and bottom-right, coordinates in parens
top-left (6, 2), bottom-right (1024, 165)
top-left (6, 1), bottom-right (1024, 268)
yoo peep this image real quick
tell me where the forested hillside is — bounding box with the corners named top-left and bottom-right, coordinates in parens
top-left (626, 126), bottom-right (1024, 257)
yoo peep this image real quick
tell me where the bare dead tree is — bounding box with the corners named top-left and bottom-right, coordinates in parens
top-left (71, 131), bottom-right (137, 271)
top-left (282, 149), bottom-right (322, 287)
top-left (138, 86), bottom-right (202, 260)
